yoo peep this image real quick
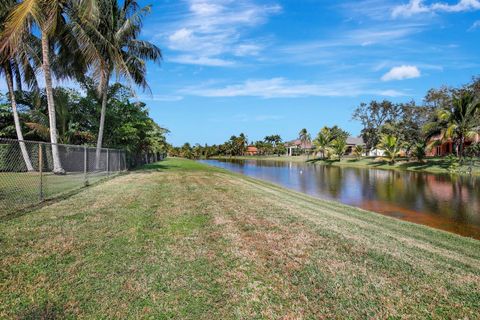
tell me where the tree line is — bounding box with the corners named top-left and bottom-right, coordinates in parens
top-left (169, 134), bottom-right (288, 159)
top-left (0, 0), bottom-right (163, 173)
top-left (353, 77), bottom-right (480, 163)
top-left (0, 80), bottom-right (168, 157)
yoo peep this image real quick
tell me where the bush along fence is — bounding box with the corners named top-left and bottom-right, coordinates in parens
top-left (0, 138), bottom-right (161, 216)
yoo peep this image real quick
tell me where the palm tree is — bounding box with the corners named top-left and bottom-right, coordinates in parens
top-left (21, 88), bottom-right (94, 145)
top-left (237, 133), bottom-right (247, 156)
top-left (298, 128), bottom-right (311, 156)
top-left (437, 92), bottom-right (480, 159)
top-left (313, 127), bottom-right (331, 159)
top-left (0, 0), bottom-right (37, 171)
top-left (377, 134), bottom-right (401, 164)
top-left (331, 138), bottom-right (347, 160)
top-left (412, 142), bottom-right (426, 162)
top-left (0, 0), bottom-right (97, 174)
top-left (353, 145), bottom-right (364, 160)
top-left (75, 0), bottom-right (162, 168)
top-left (0, 0), bottom-right (79, 174)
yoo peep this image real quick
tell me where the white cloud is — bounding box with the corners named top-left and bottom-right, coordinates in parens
top-left (280, 24), bottom-right (422, 54)
top-left (338, 1), bottom-right (401, 21)
top-left (393, 0), bottom-right (480, 17)
top-left (190, 2), bottom-right (223, 16)
top-left (272, 24), bottom-right (423, 67)
top-left (180, 78), bottom-right (407, 98)
top-left (431, 0), bottom-right (480, 12)
top-left (140, 95), bottom-right (184, 102)
top-left (392, 0), bottom-right (430, 17)
top-left (381, 65), bottom-right (421, 81)
top-left (469, 20), bottom-right (480, 30)
top-left (233, 44), bottom-right (263, 56)
top-left (165, 0), bottom-right (281, 66)
top-left (170, 55), bottom-right (235, 67)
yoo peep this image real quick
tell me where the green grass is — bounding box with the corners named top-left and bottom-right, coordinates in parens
top-left (1, 158), bottom-right (479, 319)
top-left (0, 171), bottom-right (117, 215)
top-left (215, 155), bottom-right (480, 175)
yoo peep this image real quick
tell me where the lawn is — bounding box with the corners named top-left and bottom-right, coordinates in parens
top-left (0, 171), bottom-right (115, 215)
top-left (309, 157), bottom-right (480, 175)
top-left (0, 158), bottom-right (479, 318)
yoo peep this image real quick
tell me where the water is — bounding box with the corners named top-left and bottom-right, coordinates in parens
top-left (200, 159), bottom-right (480, 239)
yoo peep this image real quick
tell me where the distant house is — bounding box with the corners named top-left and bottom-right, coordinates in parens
top-left (245, 146), bottom-right (259, 156)
top-left (345, 137), bottom-right (365, 155)
top-left (286, 136), bottom-right (367, 156)
top-left (426, 134), bottom-right (480, 157)
top-left (285, 139), bottom-right (315, 156)
top-left (367, 148), bottom-right (386, 157)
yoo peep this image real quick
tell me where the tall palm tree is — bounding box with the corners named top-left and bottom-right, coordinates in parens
top-left (298, 128), bottom-right (311, 155)
top-left (0, 0), bottom-right (38, 171)
top-left (237, 133), bottom-right (247, 156)
top-left (437, 92), bottom-right (480, 159)
top-left (75, 0), bottom-right (162, 168)
top-left (1, 0), bottom-right (96, 173)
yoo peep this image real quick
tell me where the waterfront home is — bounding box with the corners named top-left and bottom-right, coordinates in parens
top-left (285, 139), bottom-right (315, 156)
top-left (286, 136), bottom-right (367, 156)
top-left (345, 137), bottom-right (366, 155)
top-left (245, 146), bottom-right (259, 156)
top-left (426, 133), bottom-right (480, 156)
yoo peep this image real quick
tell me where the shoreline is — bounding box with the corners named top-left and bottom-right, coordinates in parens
top-left (209, 155), bottom-right (480, 176)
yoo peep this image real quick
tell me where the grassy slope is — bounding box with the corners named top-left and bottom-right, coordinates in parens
top-left (214, 155), bottom-right (480, 175)
top-left (0, 158), bottom-right (479, 319)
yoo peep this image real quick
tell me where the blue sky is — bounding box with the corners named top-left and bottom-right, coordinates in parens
top-left (137, 0), bottom-right (480, 146)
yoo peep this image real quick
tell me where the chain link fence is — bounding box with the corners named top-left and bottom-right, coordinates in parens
top-left (0, 138), bottom-right (130, 216)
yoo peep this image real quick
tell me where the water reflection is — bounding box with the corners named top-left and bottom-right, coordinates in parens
top-left (200, 159), bottom-right (480, 239)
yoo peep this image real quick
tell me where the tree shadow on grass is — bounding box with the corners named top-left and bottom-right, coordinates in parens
top-left (17, 302), bottom-right (69, 320)
top-left (397, 159), bottom-right (453, 171)
top-left (137, 162), bottom-right (182, 171)
top-left (135, 159), bottom-right (222, 173)
top-left (365, 160), bottom-right (388, 167)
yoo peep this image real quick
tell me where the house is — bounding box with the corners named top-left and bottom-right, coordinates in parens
top-left (286, 136), bottom-right (367, 157)
top-left (345, 137), bottom-right (365, 155)
top-left (245, 146), bottom-right (259, 156)
top-left (285, 139), bottom-right (315, 156)
top-left (368, 148), bottom-right (386, 157)
top-left (426, 134), bottom-right (480, 157)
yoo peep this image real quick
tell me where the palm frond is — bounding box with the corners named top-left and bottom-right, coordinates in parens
top-left (0, 0), bottom-right (38, 55)
top-left (25, 121), bottom-right (49, 139)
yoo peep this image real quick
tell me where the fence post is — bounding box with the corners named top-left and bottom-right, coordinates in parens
top-left (84, 145), bottom-right (88, 186)
top-left (38, 143), bottom-right (43, 201)
top-left (106, 149), bottom-right (110, 175)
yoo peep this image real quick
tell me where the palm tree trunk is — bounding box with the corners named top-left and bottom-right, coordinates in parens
top-left (95, 70), bottom-right (110, 170)
top-left (41, 33), bottom-right (64, 174)
top-left (4, 62), bottom-right (34, 172)
top-left (459, 136), bottom-right (465, 160)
